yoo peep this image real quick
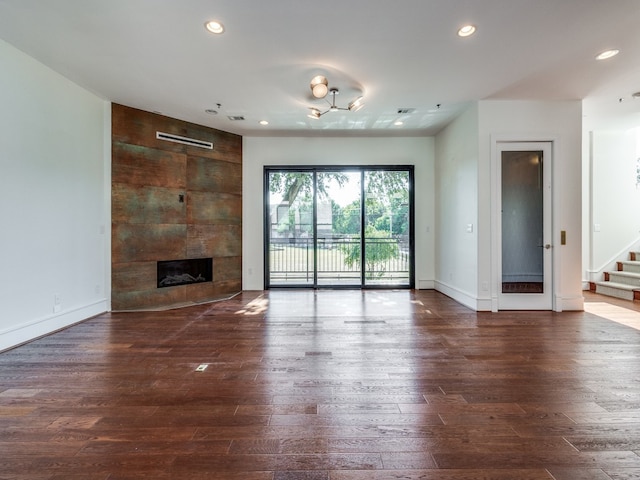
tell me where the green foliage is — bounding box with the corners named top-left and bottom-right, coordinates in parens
top-left (333, 200), bottom-right (361, 235)
top-left (365, 171), bottom-right (409, 198)
top-left (341, 225), bottom-right (400, 278)
top-left (269, 172), bottom-right (348, 205)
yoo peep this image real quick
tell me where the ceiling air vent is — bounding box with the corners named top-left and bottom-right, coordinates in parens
top-left (156, 132), bottom-right (213, 150)
top-left (227, 115), bottom-right (245, 121)
top-left (397, 108), bottom-right (416, 114)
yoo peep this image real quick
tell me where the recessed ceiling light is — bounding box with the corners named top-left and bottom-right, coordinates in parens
top-left (205, 109), bottom-right (218, 115)
top-left (457, 24), bottom-right (476, 37)
top-left (259, 120), bottom-right (269, 126)
top-left (596, 49), bottom-right (619, 60)
top-left (205, 20), bottom-right (225, 34)
top-left (394, 121), bottom-right (404, 126)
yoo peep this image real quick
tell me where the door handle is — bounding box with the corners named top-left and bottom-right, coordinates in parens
top-left (537, 244), bottom-right (552, 249)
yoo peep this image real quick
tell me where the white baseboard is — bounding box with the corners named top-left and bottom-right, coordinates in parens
top-left (416, 279), bottom-right (435, 289)
top-left (435, 281), bottom-right (490, 311)
top-left (555, 294), bottom-right (585, 312)
top-left (0, 300), bottom-right (108, 352)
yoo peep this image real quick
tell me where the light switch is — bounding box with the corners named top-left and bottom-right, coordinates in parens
top-left (594, 224), bottom-right (601, 232)
top-left (466, 223), bottom-right (473, 233)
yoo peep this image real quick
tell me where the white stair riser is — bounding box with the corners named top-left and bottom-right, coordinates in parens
top-left (619, 263), bottom-right (640, 274)
top-left (607, 272), bottom-right (640, 287)
top-left (595, 284), bottom-right (635, 301)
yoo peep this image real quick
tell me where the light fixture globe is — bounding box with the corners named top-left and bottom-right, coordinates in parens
top-left (306, 76), bottom-right (364, 119)
top-left (348, 96), bottom-right (364, 112)
top-left (310, 75), bottom-right (329, 98)
top-left (308, 108), bottom-right (321, 119)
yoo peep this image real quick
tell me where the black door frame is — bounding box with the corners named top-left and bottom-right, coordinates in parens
top-left (263, 165), bottom-right (415, 289)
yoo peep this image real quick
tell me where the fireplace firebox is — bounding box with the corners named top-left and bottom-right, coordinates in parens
top-left (157, 258), bottom-right (213, 288)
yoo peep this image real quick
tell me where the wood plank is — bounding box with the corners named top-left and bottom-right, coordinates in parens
top-left (3, 290), bottom-right (640, 478)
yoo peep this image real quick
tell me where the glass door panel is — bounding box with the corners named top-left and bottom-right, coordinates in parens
top-left (363, 171), bottom-right (411, 286)
top-left (497, 142), bottom-right (552, 310)
top-left (265, 167), bottom-right (414, 289)
top-left (501, 151), bottom-right (543, 293)
top-left (267, 171), bottom-right (315, 286)
top-left (317, 171), bottom-right (361, 286)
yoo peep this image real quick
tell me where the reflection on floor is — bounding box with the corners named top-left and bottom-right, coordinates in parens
top-left (584, 301), bottom-right (640, 331)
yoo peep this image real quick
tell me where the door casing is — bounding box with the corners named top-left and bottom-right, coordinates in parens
top-left (491, 138), bottom-right (557, 311)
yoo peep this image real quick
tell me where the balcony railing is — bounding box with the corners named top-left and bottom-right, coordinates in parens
top-left (269, 236), bottom-right (409, 285)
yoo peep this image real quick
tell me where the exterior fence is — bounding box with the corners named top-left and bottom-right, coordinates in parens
top-left (269, 237), bottom-right (409, 285)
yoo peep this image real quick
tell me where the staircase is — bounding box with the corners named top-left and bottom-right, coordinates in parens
top-left (591, 252), bottom-right (640, 301)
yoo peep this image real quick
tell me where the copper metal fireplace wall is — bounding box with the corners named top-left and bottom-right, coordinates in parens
top-left (157, 258), bottom-right (213, 288)
top-left (111, 104), bottom-right (242, 311)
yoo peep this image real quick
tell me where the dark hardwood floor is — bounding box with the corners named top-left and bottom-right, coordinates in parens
top-left (2, 289), bottom-right (640, 479)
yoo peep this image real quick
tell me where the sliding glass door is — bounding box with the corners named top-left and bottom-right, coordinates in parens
top-left (265, 166), bottom-right (413, 289)
top-left (316, 171), bottom-right (362, 286)
top-left (267, 171), bottom-right (315, 286)
top-left (363, 170), bottom-right (411, 285)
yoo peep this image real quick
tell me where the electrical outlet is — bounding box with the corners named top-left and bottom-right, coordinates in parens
top-left (53, 294), bottom-right (62, 313)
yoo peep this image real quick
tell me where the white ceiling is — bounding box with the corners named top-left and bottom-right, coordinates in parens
top-left (1, 0), bottom-right (640, 136)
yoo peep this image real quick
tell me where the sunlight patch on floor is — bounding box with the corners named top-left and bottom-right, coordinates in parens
top-left (584, 302), bottom-right (640, 331)
top-left (236, 295), bottom-right (269, 315)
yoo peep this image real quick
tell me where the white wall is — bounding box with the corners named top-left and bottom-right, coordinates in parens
top-left (587, 130), bottom-right (639, 280)
top-left (242, 136), bottom-right (434, 290)
top-left (434, 100), bottom-right (583, 311)
top-left (478, 100), bottom-right (584, 311)
top-left (0, 39), bottom-right (109, 351)
top-left (434, 104), bottom-right (480, 309)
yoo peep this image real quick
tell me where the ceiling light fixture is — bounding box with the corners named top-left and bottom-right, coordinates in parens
top-left (596, 49), bottom-right (619, 60)
top-left (259, 120), bottom-right (269, 125)
top-left (307, 77), bottom-right (364, 119)
top-left (457, 24), bottom-right (476, 37)
top-left (310, 75), bottom-right (329, 98)
top-left (205, 20), bottom-right (225, 34)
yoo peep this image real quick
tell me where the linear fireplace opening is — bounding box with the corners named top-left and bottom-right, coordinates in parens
top-left (157, 258), bottom-right (213, 288)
